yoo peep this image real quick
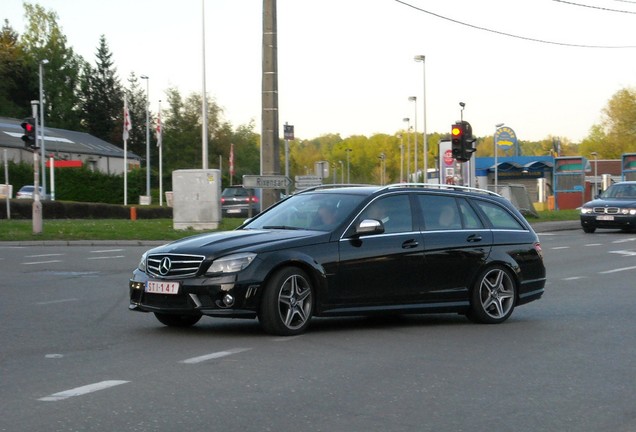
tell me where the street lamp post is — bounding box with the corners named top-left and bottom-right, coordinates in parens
top-left (378, 153), bottom-right (386, 185)
top-left (590, 152), bottom-right (598, 197)
top-left (398, 133), bottom-right (404, 183)
top-left (408, 96), bottom-right (418, 181)
top-left (494, 123), bottom-right (504, 192)
top-left (140, 75), bottom-right (150, 199)
top-left (414, 55), bottom-right (427, 183)
top-left (345, 148), bottom-right (352, 183)
top-left (339, 160), bottom-right (344, 183)
top-left (39, 59), bottom-right (49, 198)
top-left (403, 117), bottom-right (410, 180)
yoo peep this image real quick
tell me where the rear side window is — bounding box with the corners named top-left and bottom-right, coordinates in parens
top-left (473, 200), bottom-right (525, 230)
top-left (417, 195), bottom-right (462, 230)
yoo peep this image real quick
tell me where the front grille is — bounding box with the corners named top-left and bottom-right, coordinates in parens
top-left (592, 207), bottom-right (619, 214)
top-left (146, 253), bottom-right (205, 279)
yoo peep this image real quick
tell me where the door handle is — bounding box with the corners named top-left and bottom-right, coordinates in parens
top-left (402, 239), bottom-right (419, 249)
top-left (466, 234), bottom-right (482, 243)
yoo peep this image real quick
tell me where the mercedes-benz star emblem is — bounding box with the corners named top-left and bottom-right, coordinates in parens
top-left (159, 257), bottom-right (172, 275)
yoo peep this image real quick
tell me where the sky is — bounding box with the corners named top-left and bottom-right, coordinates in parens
top-left (4, 0), bottom-right (636, 143)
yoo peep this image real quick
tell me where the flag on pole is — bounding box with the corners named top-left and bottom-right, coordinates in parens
top-left (123, 96), bottom-right (132, 141)
top-left (156, 102), bottom-right (162, 148)
top-left (229, 143), bottom-right (235, 177)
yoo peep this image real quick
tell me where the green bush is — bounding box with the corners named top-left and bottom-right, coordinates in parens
top-left (0, 199), bottom-right (172, 220)
top-left (2, 161), bottom-right (162, 204)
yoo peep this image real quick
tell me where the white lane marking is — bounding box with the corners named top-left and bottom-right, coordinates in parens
top-left (584, 243), bottom-right (602, 247)
top-left (608, 250), bottom-right (636, 257)
top-left (551, 246), bottom-right (570, 250)
top-left (45, 354), bottom-right (64, 359)
top-left (613, 238), bottom-right (636, 244)
top-left (23, 260), bottom-right (63, 265)
top-left (87, 256), bottom-right (126, 260)
top-left (90, 249), bottom-right (124, 253)
top-left (180, 348), bottom-right (251, 364)
top-left (26, 253), bottom-right (64, 258)
top-left (38, 380), bottom-right (129, 402)
top-left (36, 298), bottom-right (79, 305)
top-left (563, 276), bottom-right (586, 281)
top-left (599, 266), bottom-right (636, 274)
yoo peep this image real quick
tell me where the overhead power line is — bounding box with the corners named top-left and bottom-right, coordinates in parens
top-left (394, 0), bottom-right (636, 48)
top-left (552, 0), bottom-right (636, 14)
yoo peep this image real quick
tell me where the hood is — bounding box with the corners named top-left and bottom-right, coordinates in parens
top-left (584, 197), bottom-right (636, 208)
top-left (149, 229), bottom-right (328, 257)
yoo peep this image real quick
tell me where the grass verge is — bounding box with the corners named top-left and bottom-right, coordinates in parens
top-left (0, 209), bottom-right (579, 242)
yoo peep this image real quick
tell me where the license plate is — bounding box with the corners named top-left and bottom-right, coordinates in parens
top-left (596, 215), bottom-right (614, 221)
top-left (145, 280), bottom-right (180, 294)
top-left (228, 208), bottom-right (241, 214)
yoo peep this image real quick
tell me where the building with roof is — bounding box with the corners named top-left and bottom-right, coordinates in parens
top-left (0, 116), bottom-right (141, 174)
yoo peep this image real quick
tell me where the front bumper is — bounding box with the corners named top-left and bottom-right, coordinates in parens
top-left (580, 214), bottom-right (636, 230)
top-left (129, 269), bottom-right (261, 319)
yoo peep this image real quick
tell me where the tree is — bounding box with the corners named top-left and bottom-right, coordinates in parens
top-left (601, 88), bottom-right (636, 158)
top-left (20, 2), bottom-right (83, 130)
top-left (0, 19), bottom-right (33, 117)
top-left (79, 35), bottom-right (123, 144)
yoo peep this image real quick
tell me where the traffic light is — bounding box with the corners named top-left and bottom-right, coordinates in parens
top-left (21, 117), bottom-right (37, 149)
top-left (450, 121), bottom-right (475, 162)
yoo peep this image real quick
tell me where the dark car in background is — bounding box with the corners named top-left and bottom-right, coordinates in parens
top-left (580, 181), bottom-right (636, 233)
top-left (129, 184), bottom-right (546, 336)
top-left (220, 186), bottom-right (259, 218)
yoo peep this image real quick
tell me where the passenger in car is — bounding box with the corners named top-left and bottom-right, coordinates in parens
top-left (438, 204), bottom-right (460, 229)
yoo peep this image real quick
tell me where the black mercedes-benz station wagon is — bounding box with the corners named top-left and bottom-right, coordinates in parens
top-left (129, 184), bottom-right (546, 336)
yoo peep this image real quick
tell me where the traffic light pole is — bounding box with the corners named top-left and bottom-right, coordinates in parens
top-left (31, 100), bottom-right (42, 234)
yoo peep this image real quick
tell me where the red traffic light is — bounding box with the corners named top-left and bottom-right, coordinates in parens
top-left (21, 117), bottom-right (37, 149)
top-left (451, 124), bottom-right (463, 137)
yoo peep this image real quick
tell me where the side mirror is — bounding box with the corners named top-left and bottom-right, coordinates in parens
top-left (356, 219), bottom-right (384, 235)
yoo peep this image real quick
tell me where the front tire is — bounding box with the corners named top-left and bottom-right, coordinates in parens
top-left (259, 267), bottom-right (314, 336)
top-left (582, 226), bottom-right (596, 233)
top-left (154, 313), bottom-right (201, 327)
top-left (468, 266), bottom-right (517, 324)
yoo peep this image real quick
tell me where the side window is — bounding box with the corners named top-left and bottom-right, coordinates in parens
top-left (474, 200), bottom-right (525, 230)
top-left (360, 195), bottom-right (412, 233)
top-left (417, 195), bottom-right (462, 231)
top-left (458, 198), bottom-right (484, 229)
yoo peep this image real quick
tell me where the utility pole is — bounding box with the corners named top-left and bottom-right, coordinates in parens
top-left (261, 0), bottom-right (280, 208)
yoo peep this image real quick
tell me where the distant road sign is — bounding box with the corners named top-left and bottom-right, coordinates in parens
top-left (242, 175), bottom-right (292, 189)
top-left (294, 175), bottom-right (322, 190)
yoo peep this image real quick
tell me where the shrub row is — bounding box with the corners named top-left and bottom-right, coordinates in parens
top-left (0, 199), bottom-right (172, 220)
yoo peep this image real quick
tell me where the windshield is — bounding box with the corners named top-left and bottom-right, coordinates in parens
top-left (243, 192), bottom-right (366, 231)
top-left (601, 184), bottom-right (636, 199)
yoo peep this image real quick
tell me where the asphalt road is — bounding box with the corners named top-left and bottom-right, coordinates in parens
top-left (1, 226), bottom-right (635, 432)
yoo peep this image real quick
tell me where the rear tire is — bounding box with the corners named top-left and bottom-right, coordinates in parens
top-left (468, 266), bottom-right (516, 324)
top-left (259, 267), bottom-right (313, 336)
top-left (154, 313), bottom-right (201, 327)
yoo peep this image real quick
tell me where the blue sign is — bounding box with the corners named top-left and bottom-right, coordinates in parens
top-left (495, 126), bottom-right (517, 150)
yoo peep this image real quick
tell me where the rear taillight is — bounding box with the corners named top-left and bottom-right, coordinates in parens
top-left (534, 242), bottom-right (543, 259)
top-left (250, 196), bottom-right (259, 203)
top-left (220, 197), bottom-right (226, 203)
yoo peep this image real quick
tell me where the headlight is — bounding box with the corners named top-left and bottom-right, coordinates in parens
top-left (207, 252), bottom-right (256, 274)
top-left (138, 252), bottom-right (148, 272)
top-left (580, 207), bottom-right (592, 214)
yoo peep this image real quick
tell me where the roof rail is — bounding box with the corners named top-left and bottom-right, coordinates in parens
top-left (382, 182), bottom-right (502, 197)
top-left (294, 183), bottom-right (374, 194)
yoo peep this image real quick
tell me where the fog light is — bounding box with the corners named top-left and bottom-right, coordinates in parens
top-left (222, 294), bottom-right (235, 307)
